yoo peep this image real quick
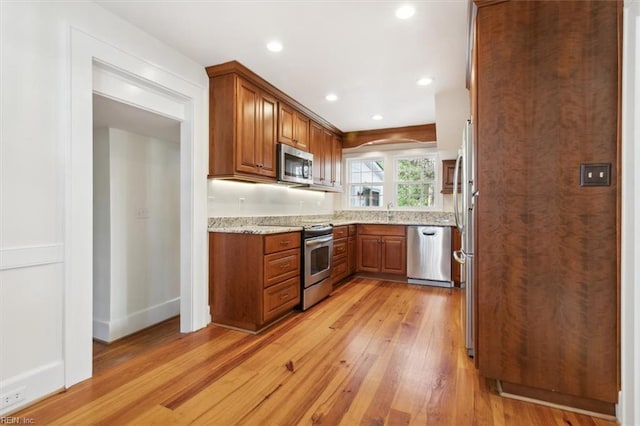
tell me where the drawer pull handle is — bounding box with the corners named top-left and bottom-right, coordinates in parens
top-left (280, 264), bottom-right (290, 269)
top-left (280, 293), bottom-right (290, 299)
top-left (279, 241), bottom-right (290, 245)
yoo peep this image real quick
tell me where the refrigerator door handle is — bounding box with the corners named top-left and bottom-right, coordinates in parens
top-left (453, 151), bottom-right (463, 232)
top-left (453, 249), bottom-right (467, 264)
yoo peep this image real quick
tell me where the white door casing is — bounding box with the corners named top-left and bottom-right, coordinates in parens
top-left (67, 27), bottom-right (208, 387)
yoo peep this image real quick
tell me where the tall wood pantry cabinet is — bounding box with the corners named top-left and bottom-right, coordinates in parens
top-left (472, 0), bottom-right (621, 415)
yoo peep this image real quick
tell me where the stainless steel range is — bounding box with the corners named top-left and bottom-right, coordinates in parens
top-left (301, 224), bottom-right (333, 310)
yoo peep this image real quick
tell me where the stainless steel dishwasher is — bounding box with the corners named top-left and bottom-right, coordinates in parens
top-left (407, 226), bottom-right (453, 288)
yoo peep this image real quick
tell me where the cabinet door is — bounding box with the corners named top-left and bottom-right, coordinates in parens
top-left (441, 159), bottom-right (460, 194)
top-left (381, 236), bottom-right (406, 275)
top-left (309, 121), bottom-right (325, 185)
top-left (348, 235), bottom-right (356, 275)
top-left (278, 103), bottom-right (296, 146)
top-left (451, 227), bottom-right (461, 285)
top-left (293, 113), bottom-right (309, 151)
top-left (357, 235), bottom-right (380, 272)
top-left (257, 92), bottom-right (277, 178)
top-left (322, 130), bottom-right (333, 186)
top-left (235, 78), bottom-right (260, 174)
top-left (331, 134), bottom-right (343, 190)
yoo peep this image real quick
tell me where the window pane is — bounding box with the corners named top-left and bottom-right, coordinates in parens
top-left (349, 185), bottom-right (383, 207)
top-left (397, 183), bottom-right (434, 207)
top-left (397, 158), bottom-right (435, 182)
top-left (346, 158), bottom-right (386, 208)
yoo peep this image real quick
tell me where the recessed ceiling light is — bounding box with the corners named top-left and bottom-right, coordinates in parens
top-left (395, 5), bottom-right (415, 20)
top-left (371, 114), bottom-right (383, 121)
top-left (266, 40), bottom-right (283, 52)
top-left (325, 93), bottom-right (338, 102)
top-left (417, 77), bottom-right (434, 86)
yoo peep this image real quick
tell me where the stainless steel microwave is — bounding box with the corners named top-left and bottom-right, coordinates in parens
top-left (277, 143), bottom-right (313, 185)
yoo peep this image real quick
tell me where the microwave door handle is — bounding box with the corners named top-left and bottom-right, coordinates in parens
top-left (305, 236), bottom-right (333, 246)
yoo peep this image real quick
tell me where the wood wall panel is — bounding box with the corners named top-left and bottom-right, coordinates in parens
top-left (475, 0), bottom-right (619, 405)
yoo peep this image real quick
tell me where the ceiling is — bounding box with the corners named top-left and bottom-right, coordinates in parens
top-left (93, 94), bottom-right (181, 143)
top-left (95, 1), bottom-right (469, 133)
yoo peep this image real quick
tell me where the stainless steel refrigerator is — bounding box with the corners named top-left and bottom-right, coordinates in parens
top-left (453, 120), bottom-right (477, 358)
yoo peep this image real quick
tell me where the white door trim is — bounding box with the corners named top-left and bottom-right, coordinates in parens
top-left (67, 27), bottom-right (209, 387)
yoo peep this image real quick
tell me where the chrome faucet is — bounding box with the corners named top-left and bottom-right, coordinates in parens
top-left (386, 202), bottom-right (394, 221)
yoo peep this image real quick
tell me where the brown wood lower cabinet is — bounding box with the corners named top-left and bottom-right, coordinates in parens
top-left (331, 224), bottom-right (358, 289)
top-left (209, 231), bottom-right (301, 332)
top-left (357, 225), bottom-right (406, 275)
top-left (330, 225), bottom-right (349, 288)
top-left (347, 225), bottom-right (357, 275)
top-left (451, 227), bottom-right (462, 286)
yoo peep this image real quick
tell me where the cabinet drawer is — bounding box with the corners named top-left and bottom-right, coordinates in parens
top-left (263, 277), bottom-right (300, 323)
top-left (264, 232), bottom-right (300, 254)
top-left (264, 248), bottom-right (300, 287)
top-left (331, 257), bottom-right (349, 284)
top-left (333, 238), bottom-right (348, 258)
top-left (333, 226), bottom-right (348, 239)
top-left (358, 224), bottom-right (406, 236)
top-left (348, 225), bottom-right (357, 236)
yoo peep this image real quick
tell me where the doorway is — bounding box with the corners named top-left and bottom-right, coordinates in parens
top-left (91, 95), bottom-right (182, 365)
top-left (67, 28), bottom-right (210, 388)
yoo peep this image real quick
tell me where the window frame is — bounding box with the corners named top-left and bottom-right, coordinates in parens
top-left (342, 147), bottom-right (442, 211)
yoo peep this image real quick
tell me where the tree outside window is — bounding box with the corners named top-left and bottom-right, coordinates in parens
top-left (395, 157), bottom-right (436, 208)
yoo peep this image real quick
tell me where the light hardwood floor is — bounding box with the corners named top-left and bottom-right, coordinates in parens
top-left (16, 277), bottom-right (616, 425)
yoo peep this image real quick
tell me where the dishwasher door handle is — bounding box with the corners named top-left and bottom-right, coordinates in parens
top-left (422, 231), bottom-right (437, 236)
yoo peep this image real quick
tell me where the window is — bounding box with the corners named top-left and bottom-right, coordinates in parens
top-left (345, 151), bottom-right (439, 210)
top-left (348, 159), bottom-right (384, 207)
top-left (395, 157), bottom-right (436, 208)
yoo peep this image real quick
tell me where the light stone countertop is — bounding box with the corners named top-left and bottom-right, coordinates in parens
top-left (329, 219), bottom-right (454, 227)
top-left (208, 225), bottom-right (303, 235)
top-left (208, 212), bottom-right (455, 233)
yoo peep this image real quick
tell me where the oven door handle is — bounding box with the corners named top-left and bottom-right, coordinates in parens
top-left (305, 236), bottom-right (333, 246)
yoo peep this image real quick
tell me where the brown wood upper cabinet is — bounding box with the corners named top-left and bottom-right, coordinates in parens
top-left (357, 224), bottom-right (406, 275)
top-left (206, 61), bottom-right (343, 186)
top-left (279, 102), bottom-right (309, 151)
top-left (208, 74), bottom-right (277, 182)
top-left (309, 120), bottom-right (343, 191)
top-left (441, 159), bottom-right (460, 194)
top-left (331, 134), bottom-right (343, 191)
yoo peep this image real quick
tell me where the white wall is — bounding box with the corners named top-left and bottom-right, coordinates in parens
top-left (93, 128), bottom-right (180, 343)
top-left (208, 180), bottom-right (334, 217)
top-left (93, 128), bottom-right (111, 325)
top-left (620, 1), bottom-right (640, 424)
top-left (0, 1), bottom-right (207, 415)
top-left (435, 88), bottom-right (470, 212)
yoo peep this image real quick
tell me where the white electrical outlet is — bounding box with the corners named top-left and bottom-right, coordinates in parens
top-left (1, 386), bottom-right (25, 409)
top-left (136, 207), bottom-right (150, 219)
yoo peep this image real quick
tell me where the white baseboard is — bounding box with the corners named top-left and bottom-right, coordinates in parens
top-left (92, 297), bottom-right (180, 343)
top-left (0, 361), bottom-right (64, 416)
